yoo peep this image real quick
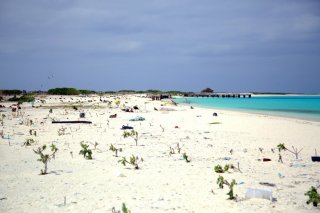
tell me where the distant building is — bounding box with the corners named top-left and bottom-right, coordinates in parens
top-left (201, 88), bottom-right (214, 93)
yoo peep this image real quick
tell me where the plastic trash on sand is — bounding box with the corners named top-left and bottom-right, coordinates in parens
top-left (245, 188), bottom-right (273, 201)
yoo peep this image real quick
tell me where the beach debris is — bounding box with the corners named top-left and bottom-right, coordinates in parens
top-left (176, 143), bottom-right (183, 154)
top-left (33, 144), bottom-right (58, 175)
top-left (123, 130), bottom-right (139, 146)
top-left (79, 142), bottom-right (93, 160)
top-left (209, 122), bottom-right (221, 124)
top-left (113, 170), bottom-right (126, 177)
top-left (213, 112), bottom-right (218, 116)
top-left (263, 158), bottom-right (271, 162)
top-left (182, 153), bottom-right (191, 163)
top-left (245, 188), bottom-right (273, 201)
top-left (305, 186), bottom-right (320, 207)
top-left (229, 149), bottom-right (233, 155)
top-left (286, 146), bottom-right (303, 160)
top-left (52, 121), bottom-right (92, 124)
top-left (160, 124), bottom-right (164, 132)
top-left (79, 112), bottom-right (85, 118)
top-left (278, 172), bottom-right (285, 178)
top-left (93, 142), bottom-right (99, 150)
top-left (290, 161), bottom-right (306, 168)
top-left (70, 151), bottom-right (73, 159)
top-left (169, 147), bottom-right (175, 155)
top-left (259, 147), bottom-right (263, 153)
top-left (129, 116), bottom-right (145, 121)
top-left (175, 125), bottom-right (179, 128)
top-left (121, 125), bottom-right (133, 130)
top-left (109, 114), bottom-right (117, 118)
top-left (311, 149), bottom-right (320, 162)
top-left (259, 182), bottom-right (276, 187)
top-left (23, 138), bottom-right (36, 147)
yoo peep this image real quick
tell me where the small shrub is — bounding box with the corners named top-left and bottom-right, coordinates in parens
top-left (217, 175), bottom-right (225, 189)
top-left (109, 144), bottom-right (122, 157)
top-left (122, 203), bottom-right (131, 213)
top-left (224, 164), bottom-right (230, 172)
top-left (169, 147), bottom-right (175, 155)
top-left (33, 144), bottom-right (58, 175)
top-left (182, 153), bottom-right (191, 163)
top-left (227, 179), bottom-right (237, 200)
top-left (214, 164), bottom-right (231, 173)
top-left (305, 186), bottom-right (320, 207)
top-left (214, 165), bottom-right (224, 173)
top-left (23, 138), bottom-right (36, 147)
top-left (79, 142), bottom-right (93, 160)
top-left (118, 155), bottom-right (143, 169)
top-left (277, 143), bottom-right (286, 163)
top-left (123, 130), bottom-right (139, 146)
top-left (216, 175), bottom-right (237, 200)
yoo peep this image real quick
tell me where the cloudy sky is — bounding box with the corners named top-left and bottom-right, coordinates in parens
top-left (0, 0), bottom-right (320, 93)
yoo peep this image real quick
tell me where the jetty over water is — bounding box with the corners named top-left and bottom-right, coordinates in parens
top-left (184, 93), bottom-right (252, 98)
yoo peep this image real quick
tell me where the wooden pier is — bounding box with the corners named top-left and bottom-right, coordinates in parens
top-left (184, 93), bottom-right (252, 98)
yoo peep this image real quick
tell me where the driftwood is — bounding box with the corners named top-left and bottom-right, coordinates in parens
top-left (52, 121), bottom-right (92, 124)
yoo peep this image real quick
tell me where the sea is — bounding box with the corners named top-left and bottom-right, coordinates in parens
top-left (173, 95), bottom-right (320, 122)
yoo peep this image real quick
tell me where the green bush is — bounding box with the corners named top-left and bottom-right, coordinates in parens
top-left (79, 142), bottom-right (93, 160)
top-left (0, 90), bottom-right (23, 95)
top-left (8, 94), bottom-right (35, 104)
top-left (305, 186), bottom-right (320, 207)
top-left (48, 88), bottom-right (80, 95)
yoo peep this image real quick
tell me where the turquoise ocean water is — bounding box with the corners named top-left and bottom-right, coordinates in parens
top-left (173, 95), bottom-right (320, 121)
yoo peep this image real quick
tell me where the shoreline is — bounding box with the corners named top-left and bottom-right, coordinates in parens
top-left (172, 95), bottom-right (320, 123)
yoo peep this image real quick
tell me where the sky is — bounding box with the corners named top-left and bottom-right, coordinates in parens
top-left (0, 0), bottom-right (320, 93)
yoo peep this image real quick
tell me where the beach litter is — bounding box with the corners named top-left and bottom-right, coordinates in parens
top-left (259, 182), bottom-right (276, 187)
top-left (121, 125), bottom-right (133, 130)
top-left (129, 116), bottom-right (145, 121)
top-left (52, 121), bottom-right (92, 124)
top-left (311, 149), bottom-right (320, 162)
top-left (245, 188), bottom-right (273, 201)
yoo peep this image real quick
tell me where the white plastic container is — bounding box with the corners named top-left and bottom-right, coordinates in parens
top-left (245, 188), bottom-right (273, 201)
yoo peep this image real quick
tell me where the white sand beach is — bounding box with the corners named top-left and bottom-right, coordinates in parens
top-left (0, 95), bottom-right (320, 212)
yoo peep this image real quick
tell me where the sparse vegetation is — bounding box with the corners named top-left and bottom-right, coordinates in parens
top-left (227, 179), bottom-right (237, 200)
top-left (79, 142), bottom-right (93, 160)
top-left (182, 153), bottom-right (191, 163)
top-left (118, 155), bottom-right (143, 169)
top-left (305, 186), bottom-right (320, 207)
top-left (123, 130), bottom-right (139, 146)
top-left (122, 203), bottom-right (131, 213)
top-left (216, 175), bottom-right (237, 200)
top-left (109, 144), bottom-right (122, 157)
top-left (8, 94), bottom-right (35, 104)
top-left (277, 143), bottom-right (286, 163)
top-left (23, 138), bottom-right (36, 147)
top-left (33, 144), bottom-right (58, 175)
top-left (217, 175), bottom-right (225, 189)
top-left (48, 87), bottom-right (80, 95)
